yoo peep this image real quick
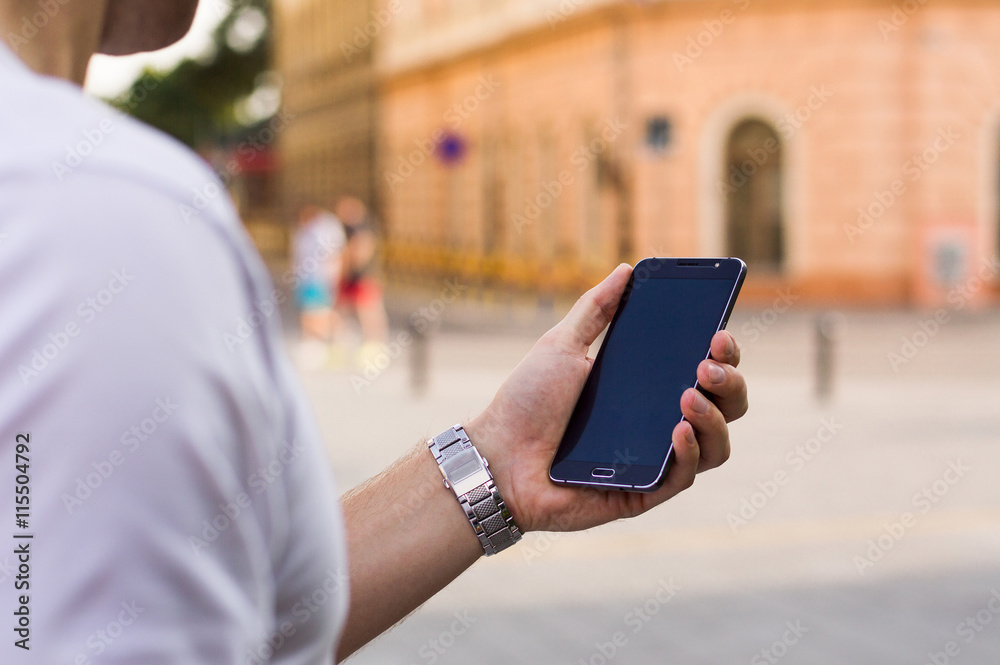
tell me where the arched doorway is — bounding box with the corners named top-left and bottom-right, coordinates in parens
top-left (724, 119), bottom-right (784, 271)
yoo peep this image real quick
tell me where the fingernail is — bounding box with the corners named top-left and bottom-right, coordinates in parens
top-left (691, 391), bottom-right (710, 414)
top-left (725, 334), bottom-right (735, 357)
top-left (685, 427), bottom-right (697, 447)
top-left (707, 363), bottom-right (725, 384)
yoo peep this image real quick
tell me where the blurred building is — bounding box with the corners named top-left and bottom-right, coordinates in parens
top-left (274, 0), bottom-right (377, 217)
top-left (275, 0), bottom-right (1000, 305)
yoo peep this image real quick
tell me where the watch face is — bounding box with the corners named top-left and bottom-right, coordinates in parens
top-left (444, 448), bottom-right (484, 484)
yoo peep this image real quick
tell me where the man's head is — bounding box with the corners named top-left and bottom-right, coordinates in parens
top-left (0, 0), bottom-right (199, 82)
top-left (335, 197), bottom-right (367, 227)
top-left (98, 0), bottom-right (199, 56)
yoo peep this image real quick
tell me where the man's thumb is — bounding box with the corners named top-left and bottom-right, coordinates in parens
top-left (558, 263), bottom-right (632, 351)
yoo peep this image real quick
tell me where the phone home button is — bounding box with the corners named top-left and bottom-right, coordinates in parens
top-left (591, 467), bottom-right (615, 478)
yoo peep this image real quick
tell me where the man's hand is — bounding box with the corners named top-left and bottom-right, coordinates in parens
top-left (338, 263), bottom-right (748, 658)
top-left (466, 263), bottom-right (748, 533)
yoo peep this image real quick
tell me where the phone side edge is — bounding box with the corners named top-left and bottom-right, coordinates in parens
top-left (637, 258), bottom-right (747, 492)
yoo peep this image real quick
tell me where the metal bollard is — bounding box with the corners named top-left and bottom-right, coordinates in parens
top-left (408, 319), bottom-right (429, 397)
top-left (814, 312), bottom-right (837, 401)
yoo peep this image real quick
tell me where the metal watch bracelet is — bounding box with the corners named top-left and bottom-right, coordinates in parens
top-left (427, 424), bottom-right (522, 556)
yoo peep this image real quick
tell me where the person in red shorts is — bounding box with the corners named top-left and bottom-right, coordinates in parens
top-left (335, 196), bottom-right (389, 356)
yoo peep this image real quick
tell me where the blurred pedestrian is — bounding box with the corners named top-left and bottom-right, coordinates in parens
top-left (292, 204), bottom-right (346, 368)
top-left (334, 196), bottom-right (389, 362)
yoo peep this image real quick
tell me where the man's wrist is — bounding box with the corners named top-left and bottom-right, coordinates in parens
top-left (428, 419), bottom-right (523, 555)
top-left (462, 410), bottom-right (525, 532)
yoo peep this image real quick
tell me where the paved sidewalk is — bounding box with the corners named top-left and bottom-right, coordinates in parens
top-left (295, 305), bottom-right (1000, 665)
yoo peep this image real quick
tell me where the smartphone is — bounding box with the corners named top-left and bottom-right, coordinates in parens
top-left (549, 257), bottom-right (746, 492)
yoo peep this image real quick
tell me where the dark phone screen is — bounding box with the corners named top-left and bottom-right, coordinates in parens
top-left (553, 275), bottom-right (736, 468)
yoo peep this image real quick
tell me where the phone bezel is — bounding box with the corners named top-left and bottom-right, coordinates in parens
top-left (548, 257), bottom-right (747, 492)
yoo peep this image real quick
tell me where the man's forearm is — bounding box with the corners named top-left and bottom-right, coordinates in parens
top-left (336, 424), bottom-right (490, 661)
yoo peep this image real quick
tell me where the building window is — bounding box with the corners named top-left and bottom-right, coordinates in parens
top-left (645, 116), bottom-right (672, 153)
top-left (724, 119), bottom-right (784, 271)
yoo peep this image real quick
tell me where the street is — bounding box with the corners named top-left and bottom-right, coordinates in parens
top-left (296, 303), bottom-right (1000, 665)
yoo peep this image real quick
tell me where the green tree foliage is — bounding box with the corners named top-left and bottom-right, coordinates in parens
top-left (111, 0), bottom-right (272, 148)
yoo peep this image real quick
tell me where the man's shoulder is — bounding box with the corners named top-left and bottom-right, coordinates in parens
top-left (0, 71), bottom-right (260, 322)
top-left (0, 67), bottom-right (232, 229)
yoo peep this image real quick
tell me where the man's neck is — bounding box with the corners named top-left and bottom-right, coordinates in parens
top-left (0, 0), bottom-right (108, 84)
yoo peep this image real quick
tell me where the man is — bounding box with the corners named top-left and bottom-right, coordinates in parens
top-left (0, 2), bottom-right (748, 663)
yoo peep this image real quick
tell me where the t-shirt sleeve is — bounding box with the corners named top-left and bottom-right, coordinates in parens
top-left (0, 168), bottom-right (346, 664)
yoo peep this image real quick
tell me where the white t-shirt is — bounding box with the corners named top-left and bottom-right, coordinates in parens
top-left (0, 43), bottom-right (348, 664)
top-left (293, 212), bottom-right (346, 285)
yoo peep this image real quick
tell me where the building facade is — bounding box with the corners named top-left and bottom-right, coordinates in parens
top-left (274, 0), bottom-right (377, 218)
top-left (277, 0), bottom-right (1000, 305)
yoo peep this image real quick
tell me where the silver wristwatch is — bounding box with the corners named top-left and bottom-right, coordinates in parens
top-left (427, 424), bottom-right (522, 556)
